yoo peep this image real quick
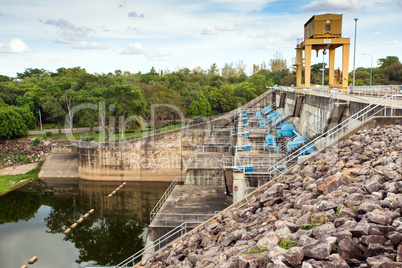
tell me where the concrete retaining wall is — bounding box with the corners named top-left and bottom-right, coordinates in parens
top-left (76, 89), bottom-right (276, 181)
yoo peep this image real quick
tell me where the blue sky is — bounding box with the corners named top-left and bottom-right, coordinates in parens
top-left (0, 0), bottom-right (401, 77)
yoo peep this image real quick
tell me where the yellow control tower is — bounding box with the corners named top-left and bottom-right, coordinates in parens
top-left (294, 14), bottom-right (350, 90)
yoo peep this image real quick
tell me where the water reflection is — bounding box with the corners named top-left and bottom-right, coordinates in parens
top-left (0, 178), bottom-right (170, 268)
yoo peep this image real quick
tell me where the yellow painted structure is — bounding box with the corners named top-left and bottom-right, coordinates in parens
top-left (295, 14), bottom-right (350, 90)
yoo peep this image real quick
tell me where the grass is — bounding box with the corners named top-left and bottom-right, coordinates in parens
top-left (241, 249), bottom-right (267, 255)
top-left (279, 238), bottom-right (296, 249)
top-left (299, 222), bottom-right (323, 230)
top-left (0, 161), bottom-right (44, 196)
top-left (0, 153), bottom-right (41, 167)
top-left (333, 205), bottom-right (341, 216)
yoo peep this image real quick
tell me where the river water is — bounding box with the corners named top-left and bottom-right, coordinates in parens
top-left (0, 178), bottom-right (170, 268)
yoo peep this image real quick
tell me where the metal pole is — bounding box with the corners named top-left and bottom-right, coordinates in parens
top-left (38, 110), bottom-right (43, 130)
top-left (322, 52), bottom-right (325, 87)
top-left (352, 18), bottom-right (358, 94)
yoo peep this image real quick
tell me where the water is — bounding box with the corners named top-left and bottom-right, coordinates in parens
top-left (0, 178), bottom-right (170, 268)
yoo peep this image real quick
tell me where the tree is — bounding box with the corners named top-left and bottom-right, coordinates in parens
top-left (378, 56), bottom-right (400, 68)
top-left (252, 64), bottom-right (261, 75)
top-left (208, 85), bottom-right (236, 114)
top-left (234, 82), bottom-right (257, 102)
top-left (188, 92), bottom-right (212, 117)
top-left (95, 85), bottom-right (147, 140)
top-left (0, 104), bottom-right (28, 139)
top-left (16, 68), bottom-right (47, 79)
top-left (270, 51), bottom-right (287, 71)
top-left (208, 63), bottom-right (219, 75)
top-left (235, 60), bottom-right (247, 76)
top-left (142, 83), bottom-right (183, 133)
top-left (248, 74), bottom-right (266, 95)
top-left (0, 75), bottom-right (12, 82)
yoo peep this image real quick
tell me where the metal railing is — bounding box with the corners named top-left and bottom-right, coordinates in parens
top-left (266, 94), bottom-right (402, 177)
top-left (149, 176), bottom-right (225, 222)
top-left (279, 85), bottom-right (402, 100)
top-left (151, 212), bottom-right (218, 227)
top-left (149, 176), bottom-right (185, 222)
top-left (113, 222), bottom-right (190, 268)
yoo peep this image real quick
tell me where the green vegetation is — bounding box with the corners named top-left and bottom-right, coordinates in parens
top-left (279, 238), bottom-right (296, 249)
top-left (0, 161), bottom-right (44, 195)
top-left (32, 137), bottom-right (40, 146)
top-left (242, 249), bottom-right (267, 255)
top-left (300, 223), bottom-right (323, 230)
top-left (0, 56), bottom-right (400, 140)
top-left (333, 205), bottom-right (341, 216)
top-left (0, 153), bottom-right (40, 167)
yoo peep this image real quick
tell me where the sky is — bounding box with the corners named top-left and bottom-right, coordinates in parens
top-left (0, 0), bottom-right (401, 77)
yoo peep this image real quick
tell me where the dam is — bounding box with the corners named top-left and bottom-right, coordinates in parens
top-left (38, 85), bottom-right (402, 267)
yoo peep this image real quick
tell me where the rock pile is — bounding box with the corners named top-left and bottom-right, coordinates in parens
top-left (142, 125), bottom-right (402, 267)
top-left (0, 138), bottom-right (51, 166)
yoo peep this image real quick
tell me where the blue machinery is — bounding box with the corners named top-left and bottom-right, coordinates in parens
top-left (234, 144), bottom-right (251, 151)
top-left (265, 134), bottom-right (282, 152)
top-left (236, 132), bottom-right (250, 137)
top-left (277, 124), bottom-right (297, 138)
top-left (233, 107), bottom-right (315, 175)
top-left (231, 164), bottom-right (254, 173)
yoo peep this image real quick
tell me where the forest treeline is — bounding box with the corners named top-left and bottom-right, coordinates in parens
top-left (0, 56), bottom-right (401, 139)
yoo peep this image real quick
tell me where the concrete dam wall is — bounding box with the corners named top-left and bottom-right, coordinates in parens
top-left (75, 90), bottom-right (275, 181)
top-left (45, 88), bottom-right (400, 182)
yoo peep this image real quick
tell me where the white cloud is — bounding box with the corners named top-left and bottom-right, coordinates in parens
top-left (126, 27), bottom-right (139, 32)
top-left (303, 0), bottom-right (364, 12)
top-left (72, 41), bottom-right (108, 49)
top-left (208, 0), bottom-right (275, 12)
top-left (373, 31), bottom-right (380, 36)
top-left (146, 51), bottom-right (172, 61)
top-left (248, 30), bottom-right (281, 39)
top-left (43, 18), bottom-right (93, 44)
top-left (201, 27), bottom-right (217, 35)
top-left (121, 43), bottom-right (171, 60)
top-left (0, 38), bottom-right (30, 53)
top-left (201, 21), bottom-right (264, 35)
top-left (128, 11), bottom-right (144, 18)
top-left (385, 40), bottom-right (400, 46)
top-left (121, 43), bottom-right (147, 55)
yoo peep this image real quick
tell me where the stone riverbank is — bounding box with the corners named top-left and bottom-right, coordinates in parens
top-left (141, 125), bottom-right (402, 267)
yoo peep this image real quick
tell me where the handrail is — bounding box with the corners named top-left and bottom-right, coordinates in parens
top-left (149, 176), bottom-right (225, 222)
top-left (150, 212), bottom-right (218, 227)
top-left (266, 94), bottom-right (402, 176)
top-left (112, 222), bottom-right (190, 268)
top-left (149, 176), bottom-right (185, 222)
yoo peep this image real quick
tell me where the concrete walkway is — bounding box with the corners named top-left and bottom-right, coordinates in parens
top-left (0, 163), bottom-right (38, 175)
top-left (38, 153), bottom-right (78, 179)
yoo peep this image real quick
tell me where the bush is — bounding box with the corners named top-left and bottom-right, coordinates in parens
top-left (81, 137), bottom-right (94, 142)
top-left (32, 138), bottom-right (40, 147)
top-left (45, 131), bottom-right (52, 137)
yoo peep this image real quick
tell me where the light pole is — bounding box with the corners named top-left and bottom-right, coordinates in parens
top-left (362, 53), bottom-right (373, 86)
top-left (352, 18), bottom-right (358, 93)
top-left (38, 110), bottom-right (42, 130)
top-left (322, 50), bottom-right (327, 87)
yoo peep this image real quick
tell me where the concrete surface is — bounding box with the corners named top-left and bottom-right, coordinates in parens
top-left (150, 185), bottom-right (232, 228)
top-left (0, 163), bottom-right (38, 175)
top-left (38, 153), bottom-right (78, 179)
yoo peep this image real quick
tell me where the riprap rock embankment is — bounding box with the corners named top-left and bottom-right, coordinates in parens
top-left (142, 125), bottom-right (402, 268)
